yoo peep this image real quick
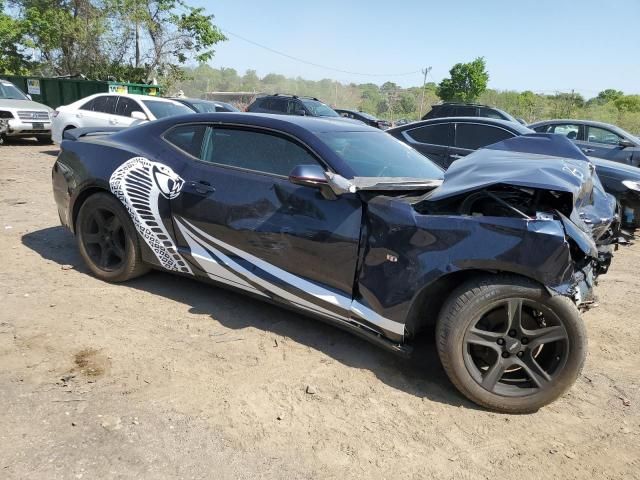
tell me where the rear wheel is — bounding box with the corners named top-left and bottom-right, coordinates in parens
top-left (76, 193), bottom-right (149, 282)
top-left (436, 275), bottom-right (586, 413)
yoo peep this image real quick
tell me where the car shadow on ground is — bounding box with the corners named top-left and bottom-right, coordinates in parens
top-left (1, 138), bottom-right (58, 155)
top-left (22, 225), bottom-right (478, 410)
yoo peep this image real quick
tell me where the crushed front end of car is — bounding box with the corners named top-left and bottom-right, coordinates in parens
top-left (413, 145), bottom-right (616, 309)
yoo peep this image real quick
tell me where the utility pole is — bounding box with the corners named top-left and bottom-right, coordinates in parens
top-left (419, 66), bottom-right (432, 119)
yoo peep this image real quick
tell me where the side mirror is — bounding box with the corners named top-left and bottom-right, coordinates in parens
top-left (295, 109), bottom-right (306, 116)
top-left (619, 138), bottom-right (635, 148)
top-left (289, 164), bottom-right (327, 189)
top-left (131, 111), bottom-right (148, 121)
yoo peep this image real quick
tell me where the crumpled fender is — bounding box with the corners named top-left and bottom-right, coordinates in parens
top-left (557, 211), bottom-right (598, 259)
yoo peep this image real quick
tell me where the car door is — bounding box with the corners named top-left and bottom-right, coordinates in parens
top-left (81, 95), bottom-right (119, 128)
top-left (113, 97), bottom-right (142, 127)
top-left (580, 125), bottom-right (635, 165)
top-left (164, 124), bottom-right (364, 320)
top-left (449, 122), bottom-right (516, 165)
top-left (399, 122), bottom-right (453, 168)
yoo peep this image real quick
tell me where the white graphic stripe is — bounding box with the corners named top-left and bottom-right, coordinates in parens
top-left (174, 218), bottom-right (341, 318)
top-left (177, 217), bottom-right (405, 336)
top-left (110, 157), bottom-right (191, 274)
top-left (180, 218), bottom-right (352, 311)
top-left (176, 219), bottom-right (266, 295)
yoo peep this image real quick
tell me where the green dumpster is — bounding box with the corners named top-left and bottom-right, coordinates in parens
top-left (0, 76), bottom-right (161, 109)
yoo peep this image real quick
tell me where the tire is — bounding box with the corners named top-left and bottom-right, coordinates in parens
top-left (436, 274), bottom-right (587, 413)
top-left (36, 135), bottom-right (53, 145)
top-left (76, 192), bottom-right (149, 282)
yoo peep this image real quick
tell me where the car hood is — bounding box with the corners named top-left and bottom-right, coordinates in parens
top-left (0, 99), bottom-right (52, 111)
top-left (425, 134), bottom-right (617, 247)
top-left (427, 149), bottom-right (596, 204)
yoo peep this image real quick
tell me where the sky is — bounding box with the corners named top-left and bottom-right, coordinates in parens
top-left (192, 0), bottom-right (640, 98)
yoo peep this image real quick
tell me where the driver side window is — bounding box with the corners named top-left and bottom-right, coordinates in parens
top-left (587, 126), bottom-right (623, 145)
top-left (199, 127), bottom-right (321, 177)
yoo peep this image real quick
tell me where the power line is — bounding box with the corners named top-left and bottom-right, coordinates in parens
top-left (222, 29), bottom-right (421, 78)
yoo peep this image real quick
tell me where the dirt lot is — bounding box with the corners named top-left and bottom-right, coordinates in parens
top-left (0, 142), bottom-right (639, 480)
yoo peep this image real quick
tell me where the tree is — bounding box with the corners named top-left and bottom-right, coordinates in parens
top-left (241, 70), bottom-right (260, 91)
top-left (596, 89), bottom-right (624, 104)
top-left (614, 95), bottom-right (640, 113)
top-left (0, 1), bottom-right (31, 73)
top-left (437, 57), bottom-right (489, 102)
top-left (7, 0), bottom-right (225, 85)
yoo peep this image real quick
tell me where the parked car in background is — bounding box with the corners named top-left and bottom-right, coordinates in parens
top-left (53, 112), bottom-right (610, 413)
top-left (0, 79), bottom-right (53, 144)
top-left (247, 94), bottom-right (353, 121)
top-left (388, 117), bottom-right (640, 229)
top-left (51, 93), bottom-right (193, 144)
top-left (334, 109), bottom-right (391, 129)
top-left (423, 102), bottom-right (520, 123)
top-left (394, 118), bottom-right (411, 127)
top-left (529, 119), bottom-right (640, 167)
top-left (171, 97), bottom-right (240, 113)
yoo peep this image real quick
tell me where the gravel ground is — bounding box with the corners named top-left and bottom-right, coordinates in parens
top-left (1, 141), bottom-right (639, 480)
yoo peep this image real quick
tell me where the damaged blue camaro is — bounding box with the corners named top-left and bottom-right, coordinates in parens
top-left (52, 114), bottom-right (616, 413)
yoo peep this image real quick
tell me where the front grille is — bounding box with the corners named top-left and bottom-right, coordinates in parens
top-left (17, 110), bottom-right (50, 121)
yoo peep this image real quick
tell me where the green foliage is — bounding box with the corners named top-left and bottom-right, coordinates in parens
top-left (437, 57), bottom-right (489, 102)
top-left (0, 1), bottom-right (31, 74)
top-left (596, 89), bottom-right (624, 104)
top-left (614, 95), bottom-right (640, 113)
top-left (3, 0), bottom-right (225, 86)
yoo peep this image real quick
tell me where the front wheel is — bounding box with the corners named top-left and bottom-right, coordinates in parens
top-left (76, 192), bottom-right (149, 282)
top-left (436, 275), bottom-right (587, 413)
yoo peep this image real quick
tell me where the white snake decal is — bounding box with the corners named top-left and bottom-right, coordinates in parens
top-left (109, 157), bottom-right (192, 274)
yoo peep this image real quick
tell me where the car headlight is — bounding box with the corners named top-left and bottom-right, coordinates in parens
top-left (622, 180), bottom-right (640, 192)
top-left (0, 110), bottom-right (14, 119)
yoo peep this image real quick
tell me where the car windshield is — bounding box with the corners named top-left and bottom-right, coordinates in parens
top-left (319, 131), bottom-right (444, 179)
top-left (0, 82), bottom-right (29, 100)
top-left (142, 100), bottom-right (193, 118)
top-left (357, 111), bottom-right (377, 121)
top-left (302, 99), bottom-right (339, 117)
top-left (189, 101), bottom-right (218, 113)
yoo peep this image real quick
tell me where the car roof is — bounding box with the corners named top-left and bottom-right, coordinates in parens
top-left (390, 116), bottom-right (532, 134)
top-left (257, 93), bottom-right (321, 101)
top-left (433, 102), bottom-right (491, 108)
top-left (529, 119), bottom-right (637, 139)
top-left (130, 112), bottom-right (376, 134)
top-left (90, 93), bottom-right (177, 103)
top-left (529, 118), bottom-right (617, 128)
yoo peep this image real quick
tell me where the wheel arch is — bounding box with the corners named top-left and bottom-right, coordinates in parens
top-left (70, 185), bottom-right (112, 233)
top-left (403, 268), bottom-right (551, 339)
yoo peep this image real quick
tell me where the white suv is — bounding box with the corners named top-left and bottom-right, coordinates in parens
top-left (51, 93), bottom-right (193, 144)
top-left (0, 79), bottom-right (53, 144)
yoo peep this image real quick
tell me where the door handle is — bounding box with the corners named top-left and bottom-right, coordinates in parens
top-left (188, 180), bottom-right (216, 195)
top-left (450, 153), bottom-right (463, 159)
top-left (581, 148), bottom-right (595, 153)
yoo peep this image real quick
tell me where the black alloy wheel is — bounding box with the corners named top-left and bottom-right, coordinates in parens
top-left (81, 207), bottom-right (127, 271)
top-left (76, 192), bottom-right (149, 282)
top-left (463, 298), bottom-right (569, 396)
top-left (436, 275), bottom-right (586, 413)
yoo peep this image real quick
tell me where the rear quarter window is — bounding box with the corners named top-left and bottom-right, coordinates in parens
top-left (455, 123), bottom-right (514, 150)
top-left (405, 123), bottom-right (454, 146)
top-left (164, 124), bottom-right (207, 157)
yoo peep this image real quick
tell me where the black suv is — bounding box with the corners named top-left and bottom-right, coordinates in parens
top-left (423, 102), bottom-right (521, 124)
top-left (247, 94), bottom-right (343, 119)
